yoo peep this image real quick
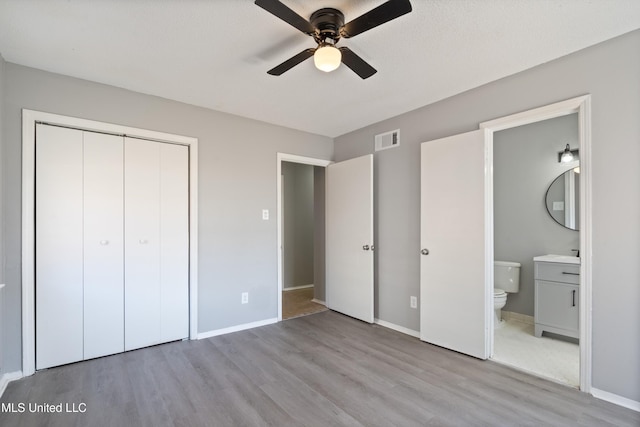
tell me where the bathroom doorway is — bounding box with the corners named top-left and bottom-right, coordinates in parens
top-left (480, 95), bottom-right (592, 392)
top-left (277, 154), bottom-right (332, 321)
top-left (491, 113), bottom-right (581, 388)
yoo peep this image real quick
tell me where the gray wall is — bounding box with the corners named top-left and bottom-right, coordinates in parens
top-left (0, 54), bottom-right (5, 376)
top-left (494, 114), bottom-right (580, 316)
top-left (282, 162), bottom-right (314, 288)
top-left (334, 30), bottom-right (640, 402)
top-left (313, 166), bottom-right (326, 302)
top-left (1, 63), bottom-right (333, 373)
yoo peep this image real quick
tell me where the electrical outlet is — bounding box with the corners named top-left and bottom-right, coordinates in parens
top-left (410, 296), bottom-right (418, 309)
top-left (241, 292), bottom-right (249, 304)
top-left (262, 209), bottom-right (269, 220)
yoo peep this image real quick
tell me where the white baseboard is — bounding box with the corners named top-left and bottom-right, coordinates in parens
top-left (311, 298), bottom-right (326, 306)
top-left (374, 318), bottom-right (420, 338)
top-left (591, 387), bottom-right (640, 412)
top-left (0, 371), bottom-right (23, 398)
top-left (502, 311), bottom-right (534, 325)
top-left (283, 284), bottom-right (314, 291)
top-left (197, 318), bottom-right (278, 340)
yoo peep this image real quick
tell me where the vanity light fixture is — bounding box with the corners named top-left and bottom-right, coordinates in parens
top-left (560, 144), bottom-right (574, 162)
top-left (558, 144), bottom-right (579, 163)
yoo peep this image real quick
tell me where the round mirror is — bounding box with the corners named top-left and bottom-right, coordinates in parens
top-left (545, 168), bottom-right (580, 231)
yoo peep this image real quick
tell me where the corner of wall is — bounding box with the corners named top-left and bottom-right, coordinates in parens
top-left (0, 370), bottom-right (23, 398)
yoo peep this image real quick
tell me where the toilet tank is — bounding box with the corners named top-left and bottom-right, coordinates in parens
top-left (494, 261), bottom-right (521, 293)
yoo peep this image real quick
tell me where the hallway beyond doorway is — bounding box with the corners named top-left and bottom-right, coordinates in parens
top-left (282, 287), bottom-right (327, 320)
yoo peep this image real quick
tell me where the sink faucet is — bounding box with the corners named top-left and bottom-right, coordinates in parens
top-left (571, 249), bottom-right (580, 257)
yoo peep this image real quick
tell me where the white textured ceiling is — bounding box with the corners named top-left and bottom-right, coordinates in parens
top-left (1, 1), bottom-right (639, 137)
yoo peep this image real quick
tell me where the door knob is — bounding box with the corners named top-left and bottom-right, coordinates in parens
top-left (363, 245), bottom-right (370, 251)
top-left (100, 240), bottom-right (109, 246)
top-left (421, 248), bottom-right (429, 255)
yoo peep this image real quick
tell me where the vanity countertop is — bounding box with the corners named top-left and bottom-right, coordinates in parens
top-left (533, 254), bottom-right (580, 265)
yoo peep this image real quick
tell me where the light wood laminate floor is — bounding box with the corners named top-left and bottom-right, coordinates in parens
top-left (1, 311), bottom-right (638, 426)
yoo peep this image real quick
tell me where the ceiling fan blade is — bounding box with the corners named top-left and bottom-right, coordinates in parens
top-left (339, 47), bottom-right (377, 79)
top-left (267, 48), bottom-right (316, 76)
top-left (340, 0), bottom-right (412, 39)
top-left (255, 0), bottom-right (315, 35)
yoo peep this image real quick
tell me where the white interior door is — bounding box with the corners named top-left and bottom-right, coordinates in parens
top-left (35, 124), bottom-right (84, 369)
top-left (83, 132), bottom-right (125, 359)
top-left (420, 130), bottom-right (489, 359)
top-left (326, 154), bottom-right (374, 323)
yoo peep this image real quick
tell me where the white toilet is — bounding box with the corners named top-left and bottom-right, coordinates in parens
top-left (494, 261), bottom-right (521, 328)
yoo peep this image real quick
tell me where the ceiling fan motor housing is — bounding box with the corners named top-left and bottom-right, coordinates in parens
top-left (310, 8), bottom-right (344, 44)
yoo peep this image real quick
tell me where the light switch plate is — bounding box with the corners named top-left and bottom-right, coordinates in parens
top-left (553, 201), bottom-right (565, 211)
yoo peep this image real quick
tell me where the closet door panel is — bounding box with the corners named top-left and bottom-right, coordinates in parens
top-left (35, 124), bottom-right (84, 369)
top-left (83, 132), bottom-right (125, 359)
top-left (124, 138), bottom-right (161, 351)
top-left (160, 144), bottom-right (189, 342)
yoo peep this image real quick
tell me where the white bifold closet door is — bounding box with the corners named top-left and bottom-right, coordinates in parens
top-left (124, 138), bottom-right (189, 351)
top-left (36, 125), bottom-right (189, 369)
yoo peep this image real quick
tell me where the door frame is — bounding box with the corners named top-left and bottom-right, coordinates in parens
top-left (479, 95), bottom-right (592, 392)
top-left (22, 109), bottom-right (199, 376)
top-left (276, 153), bottom-right (332, 321)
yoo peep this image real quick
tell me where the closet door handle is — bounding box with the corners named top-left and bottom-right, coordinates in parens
top-left (99, 240), bottom-right (109, 246)
top-left (139, 239), bottom-right (148, 244)
top-left (572, 290), bottom-right (576, 307)
top-left (562, 272), bottom-right (580, 276)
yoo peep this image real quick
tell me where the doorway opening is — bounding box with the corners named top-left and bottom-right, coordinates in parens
top-left (491, 113), bottom-right (580, 388)
top-left (277, 154), bottom-right (332, 321)
top-left (481, 95), bottom-right (592, 392)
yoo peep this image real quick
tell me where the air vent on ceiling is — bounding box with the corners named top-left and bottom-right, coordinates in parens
top-left (374, 129), bottom-right (400, 152)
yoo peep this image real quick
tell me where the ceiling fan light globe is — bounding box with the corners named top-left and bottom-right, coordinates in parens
top-left (314, 45), bottom-right (342, 72)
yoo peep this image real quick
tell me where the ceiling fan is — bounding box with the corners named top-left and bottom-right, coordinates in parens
top-left (255, 0), bottom-right (412, 79)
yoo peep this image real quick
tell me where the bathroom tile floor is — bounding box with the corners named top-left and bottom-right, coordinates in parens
top-left (492, 318), bottom-right (579, 388)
